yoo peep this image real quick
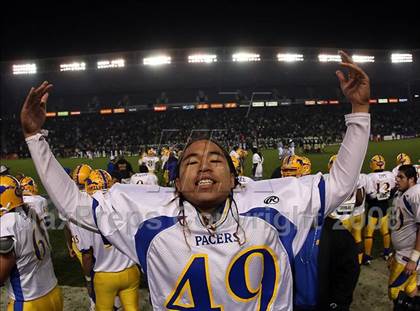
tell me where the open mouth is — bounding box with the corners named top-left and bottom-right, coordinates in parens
top-left (196, 178), bottom-right (216, 186)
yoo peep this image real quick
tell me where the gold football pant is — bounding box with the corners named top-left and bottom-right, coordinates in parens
top-left (388, 258), bottom-right (418, 300)
top-left (364, 214), bottom-right (390, 257)
top-left (93, 265), bottom-right (140, 311)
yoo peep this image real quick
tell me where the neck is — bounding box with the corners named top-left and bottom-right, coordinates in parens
top-left (194, 199), bottom-right (229, 225)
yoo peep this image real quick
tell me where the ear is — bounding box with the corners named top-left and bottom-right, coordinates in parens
top-left (175, 178), bottom-right (181, 191)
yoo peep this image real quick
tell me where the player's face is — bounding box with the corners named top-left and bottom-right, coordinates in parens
top-left (176, 140), bottom-right (235, 211)
top-left (395, 171), bottom-right (409, 191)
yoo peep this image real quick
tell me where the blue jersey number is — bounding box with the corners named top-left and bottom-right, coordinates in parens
top-left (165, 246), bottom-right (279, 310)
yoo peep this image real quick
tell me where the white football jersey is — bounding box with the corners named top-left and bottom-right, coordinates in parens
top-left (366, 171), bottom-right (396, 201)
top-left (89, 177), bottom-right (327, 310)
top-left (77, 226), bottom-right (136, 273)
top-left (0, 207), bottom-right (57, 301)
top-left (23, 195), bottom-right (49, 225)
top-left (141, 156), bottom-right (160, 173)
top-left (329, 173), bottom-right (368, 220)
top-left (27, 112), bottom-right (370, 310)
top-left (130, 173), bottom-right (159, 185)
top-left (390, 184), bottom-right (420, 264)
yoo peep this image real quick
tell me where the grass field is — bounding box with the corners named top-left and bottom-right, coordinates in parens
top-left (1, 138), bottom-right (419, 289)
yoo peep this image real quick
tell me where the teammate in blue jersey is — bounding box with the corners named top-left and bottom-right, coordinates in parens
top-left (21, 50), bottom-right (371, 310)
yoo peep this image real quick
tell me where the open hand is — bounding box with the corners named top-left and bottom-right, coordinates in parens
top-left (336, 51), bottom-right (370, 113)
top-left (20, 81), bottom-right (53, 138)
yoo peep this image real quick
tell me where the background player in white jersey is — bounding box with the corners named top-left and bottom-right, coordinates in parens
top-left (328, 154), bottom-right (368, 264)
top-left (81, 169), bottom-right (139, 311)
top-left (22, 50), bottom-right (371, 310)
top-left (140, 148), bottom-right (160, 173)
top-left (0, 175), bottom-right (63, 310)
top-left (130, 164), bottom-right (159, 185)
top-left (389, 165), bottom-right (420, 310)
top-left (63, 164), bottom-right (93, 262)
top-left (20, 176), bottom-right (51, 227)
top-left (251, 147), bottom-right (264, 180)
top-left (364, 154), bottom-right (396, 265)
top-left (61, 164), bottom-right (99, 310)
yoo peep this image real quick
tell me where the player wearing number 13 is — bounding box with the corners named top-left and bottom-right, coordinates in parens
top-left (0, 175), bottom-right (63, 310)
top-left (363, 154), bottom-right (396, 265)
top-left (22, 50), bottom-right (371, 310)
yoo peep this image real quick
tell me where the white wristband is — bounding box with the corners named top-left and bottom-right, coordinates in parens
top-left (410, 250), bottom-right (420, 262)
top-left (84, 276), bottom-right (92, 282)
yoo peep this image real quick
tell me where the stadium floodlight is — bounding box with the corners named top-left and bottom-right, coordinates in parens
top-left (97, 59), bottom-right (125, 69)
top-left (60, 62), bottom-right (86, 72)
top-left (13, 63), bottom-right (37, 75)
top-left (391, 53), bottom-right (413, 63)
top-left (143, 56), bottom-right (171, 66)
top-left (232, 52), bottom-right (260, 62)
top-left (318, 54), bottom-right (342, 62)
top-left (252, 101), bottom-right (265, 107)
top-left (277, 53), bottom-right (304, 62)
top-left (188, 54), bottom-right (217, 63)
top-left (352, 55), bottom-right (375, 63)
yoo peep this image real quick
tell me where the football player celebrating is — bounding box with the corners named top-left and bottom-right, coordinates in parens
top-left (389, 165), bottom-right (420, 310)
top-left (81, 169), bottom-right (140, 311)
top-left (0, 175), bottom-right (63, 310)
top-left (363, 154), bottom-right (396, 264)
top-left (22, 50), bottom-right (371, 310)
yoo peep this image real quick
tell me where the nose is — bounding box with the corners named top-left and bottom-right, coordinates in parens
top-left (199, 160), bottom-right (211, 172)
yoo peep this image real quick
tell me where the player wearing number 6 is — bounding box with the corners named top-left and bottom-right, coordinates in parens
top-left (363, 154), bottom-right (396, 265)
top-left (22, 50), bottom-right (371, 310)
top-left (0, 175), bottom-right (63, 310)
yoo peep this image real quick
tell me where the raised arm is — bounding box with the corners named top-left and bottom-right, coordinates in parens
top-left (325, 51), bottom-right (371, 213)
top-left (21, 82), bottom-right (97, 231)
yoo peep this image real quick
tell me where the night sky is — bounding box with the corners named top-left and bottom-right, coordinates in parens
top-left (2, 1), bottom-right (419, 61)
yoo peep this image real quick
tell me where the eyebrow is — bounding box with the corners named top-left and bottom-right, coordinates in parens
top-left (181, 151), bottom-right (225, 163)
